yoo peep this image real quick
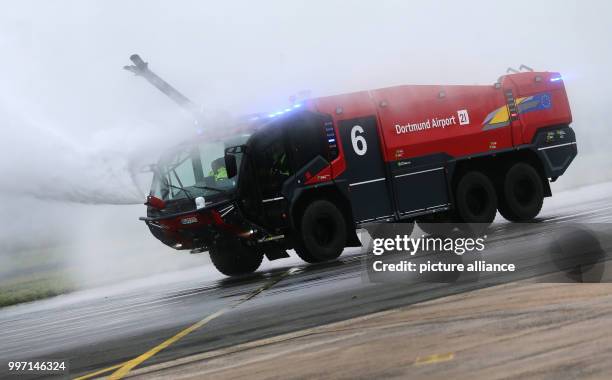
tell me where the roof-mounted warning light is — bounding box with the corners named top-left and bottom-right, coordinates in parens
top-left (267, 103), bottom-right (302, 118)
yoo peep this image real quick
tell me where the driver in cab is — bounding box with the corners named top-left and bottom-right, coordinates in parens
top-left (209, 157), bottom-right (228, 181)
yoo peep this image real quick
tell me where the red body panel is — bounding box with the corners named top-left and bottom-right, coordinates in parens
top-left (304, 164), bottom-right (333, 185)
top-left (307, 71), bottom-right (571, 181)
top-left (371, 84), bottom-right (512, 160)
top-left (504, 73), bottom-right (572, 144)
top-left (157, 209), bottom-right (245, 249)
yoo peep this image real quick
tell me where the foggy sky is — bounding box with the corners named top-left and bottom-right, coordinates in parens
top-left (2, 1), bottom-right (610, 134)
top-left (1, 0), bottom-right (611, 284)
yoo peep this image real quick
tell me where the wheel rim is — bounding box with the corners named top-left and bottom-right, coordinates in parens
top-left (313, 214), bottom-right (336, 246)
top-left (513, 176), bottom-right (535, 206)
top-left (466, 184), bottom-right (488, 216)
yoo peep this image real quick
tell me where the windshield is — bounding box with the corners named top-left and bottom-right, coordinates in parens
top-left (150, 134), bottom-right (250, 201)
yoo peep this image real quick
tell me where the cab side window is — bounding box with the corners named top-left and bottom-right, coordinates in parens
top-left (255, 130), bottom-right (292, 198)
top-left (287, 114), bottom-right (328, 171)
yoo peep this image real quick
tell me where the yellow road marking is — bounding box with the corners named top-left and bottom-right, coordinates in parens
top-left (73, 362), bottom-right (125, 380)
top-left (108, 308), bottom-right (229, 379)
top-left (414, 352), bottom-right (455, 366)
top-left (75, 269), bottom-right (295, 380)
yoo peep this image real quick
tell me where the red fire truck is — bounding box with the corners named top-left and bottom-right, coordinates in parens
top-left (130, 56), bottom-right (576, 276)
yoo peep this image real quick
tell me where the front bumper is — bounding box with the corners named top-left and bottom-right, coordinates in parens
top-left (533, 125), bottom-right (577, 178)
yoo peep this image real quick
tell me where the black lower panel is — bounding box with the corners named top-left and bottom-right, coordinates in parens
top-left (394, 168), bottom-right (449, 215)
top-left (349, 180), bottom-right (394, 222)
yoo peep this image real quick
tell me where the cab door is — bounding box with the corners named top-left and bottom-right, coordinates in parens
top-left (245, 127), bottom-right (292, 231)
top-left (337, 115), bottom-right (394, 223)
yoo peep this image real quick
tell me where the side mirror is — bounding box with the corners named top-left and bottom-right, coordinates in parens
top-left (145, 195), bottom-right (166, 209)
top-left (225, 154), bottom-right (238, 178)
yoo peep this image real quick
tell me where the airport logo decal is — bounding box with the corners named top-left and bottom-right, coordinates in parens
top-left (482, 92), bottom-right (552, 131)
top-left (395, 110), bottom-right (470, 135)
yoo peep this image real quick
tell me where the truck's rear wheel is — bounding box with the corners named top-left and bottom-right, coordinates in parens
top-left (294, 200), bottom-right (347, 263)
top-left (498, 162), bottom-right (544, 222)
top-left (209, 241), bottom-right (263, 276)
top-left (455, 171), bottom-right (498, 227)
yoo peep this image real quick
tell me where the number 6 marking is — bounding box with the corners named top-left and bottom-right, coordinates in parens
top-left (351, 125), bottom-right (367, 156)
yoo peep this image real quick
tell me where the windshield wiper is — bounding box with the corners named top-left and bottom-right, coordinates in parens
top-left (193, 185), bottom-right (229, 194)
top-left (166, 183), bottom-right (194, 200)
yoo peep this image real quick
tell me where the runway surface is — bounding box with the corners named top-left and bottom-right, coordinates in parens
top-left (2, 182), bottom-right (612, 379)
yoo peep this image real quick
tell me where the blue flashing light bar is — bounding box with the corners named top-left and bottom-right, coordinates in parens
top-left (267, 103), bottom-right (303, 118)
top-left (550, 76), bottom-right (563, 82)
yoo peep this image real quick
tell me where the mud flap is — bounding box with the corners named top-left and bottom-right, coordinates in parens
top-left (264, 245), bottom-right (291, 261)
top-left (346, 231), bottom-right (362, 247)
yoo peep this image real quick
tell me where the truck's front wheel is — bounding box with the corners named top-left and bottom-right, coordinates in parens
top-left (294, 200), bottom-right (347, 263)
top-left (209, 241), bottom-right (263, 276)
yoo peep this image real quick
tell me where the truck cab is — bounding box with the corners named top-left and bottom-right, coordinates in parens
top-left (142, 109), bottom-right (358, 275)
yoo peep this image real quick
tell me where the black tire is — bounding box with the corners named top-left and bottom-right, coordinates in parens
top-left (368, 221), bottom-right (415, 243)
top-left (209, 241), bottom-right (263, 276)
top-left (498, 162), bottom-right (544, 222)
top-left (416, 212), bottom-right (455, 237)
top-left (293, 238), bottom-right (318, 263)
top-left (455, 171), bottom-right (498, 227)
top-left (294, 200), bottom-right (347, 263)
